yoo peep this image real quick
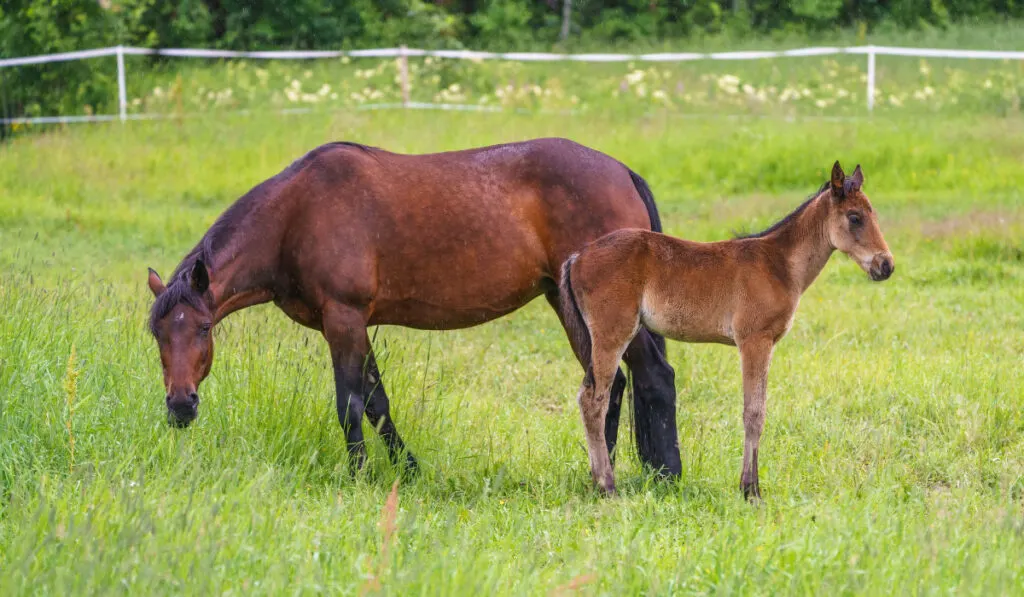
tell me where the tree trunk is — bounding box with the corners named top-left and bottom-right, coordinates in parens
top-left (560, 0), bottom-right (572, 42)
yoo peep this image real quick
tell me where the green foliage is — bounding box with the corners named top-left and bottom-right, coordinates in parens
top-left (2, 1), bottom-right (1023, 122)
top-left (0, 0), bottom-right (119, 119)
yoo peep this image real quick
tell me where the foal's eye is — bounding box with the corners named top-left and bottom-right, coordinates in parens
top-left (847, 213), bottom-right (863, 227)
top-left (198, 324), bottom-right (212, 338)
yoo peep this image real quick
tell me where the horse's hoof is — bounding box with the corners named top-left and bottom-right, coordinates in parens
top-left (403, 453), bottom-right (419, 475)
top-left (741, 483), bottom-right (761, 503)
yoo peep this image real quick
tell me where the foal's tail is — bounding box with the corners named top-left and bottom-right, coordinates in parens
top-left (558, 254), bottom-right (593, 377)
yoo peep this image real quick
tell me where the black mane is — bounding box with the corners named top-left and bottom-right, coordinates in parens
top-left (148, 141), bottom-right (376, 335)
top-left (733, 181), bottom-right (830, 240)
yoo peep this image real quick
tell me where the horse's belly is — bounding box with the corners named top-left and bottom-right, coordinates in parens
top-left (641, 290), bottom-right (736, 346)
top-left (369, 256), bottom-right (549, 330)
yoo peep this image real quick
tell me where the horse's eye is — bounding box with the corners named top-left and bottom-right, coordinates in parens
top-left (847, 213), bottom-right (863, 227)
top-left (198, 324), bottom-right (212, 338)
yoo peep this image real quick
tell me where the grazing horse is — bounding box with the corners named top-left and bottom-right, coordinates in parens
top-left (558, 162), bottom-right (894, 497)
top-left (146, 138), bottom-right (682, 475)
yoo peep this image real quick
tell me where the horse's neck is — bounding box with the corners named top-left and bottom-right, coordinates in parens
top-left (205, 234), bottom-right (276, 323)
top-left (769, 195), bottom-right (835, 294)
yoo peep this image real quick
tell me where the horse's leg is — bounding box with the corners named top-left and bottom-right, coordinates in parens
top-left (322, 303), bottom-right (371, 471)
top-left (737, 334), bottom-right (775, 501)
top-left (545, 291), bottom-right (627, 460)
top-left (362, 351), bottom-right (418, 472)
top-left (623, 330), bottom-right (682, 478)
top-left (577, 349), bottom-right (622, 495)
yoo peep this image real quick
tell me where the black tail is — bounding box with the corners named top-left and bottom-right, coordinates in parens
top-left (626, 167), bottom-right (673, 470)
top-left (558, 254), bottom-right (593, 378)
top-left (628, 168), bottom-right (662, 234)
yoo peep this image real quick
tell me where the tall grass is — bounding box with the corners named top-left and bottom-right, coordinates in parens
top-left (0, 109), bottom-right (1022, 594)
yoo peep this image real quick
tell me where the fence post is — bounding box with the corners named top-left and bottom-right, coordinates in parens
top-left (116, 45), bottom-right (127, 122)
top-left (398, 45), bottom-right (410, 107)
top-left (866, 46), bottom-right (876, 112)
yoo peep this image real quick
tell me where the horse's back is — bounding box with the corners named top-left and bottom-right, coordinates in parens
top-left (273, 139), bottom-right (656, 329)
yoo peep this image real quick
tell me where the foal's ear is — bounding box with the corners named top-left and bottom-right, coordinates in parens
top-left (849, 164), bottom-right (864, 190)
top-left (830, 161), bottom-right (846, 198)
top-left (147, 268), bottom-right (166, 297)
top-left (190, 259), bottom-right (210, 294)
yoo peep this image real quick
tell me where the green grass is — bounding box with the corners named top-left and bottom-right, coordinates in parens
top-left (1, 109), bottom-right (1024, 594)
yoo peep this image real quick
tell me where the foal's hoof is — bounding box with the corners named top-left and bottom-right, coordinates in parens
top-left (595, 477), bottom-right (617, 497)
top-left (741, 482), bottom-right (761, 503)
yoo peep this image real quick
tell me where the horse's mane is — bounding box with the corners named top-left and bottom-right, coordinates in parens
top-left (733, 180), bottom-right (830, 240)
top-left (148, 141), bottom-right (375, 335)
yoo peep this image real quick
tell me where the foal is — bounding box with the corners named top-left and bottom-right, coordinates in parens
top-left (558, 162), bottom-right (894, 497)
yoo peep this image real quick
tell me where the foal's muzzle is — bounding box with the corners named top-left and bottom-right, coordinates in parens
top-left (869, 254), bottom-right (895, 281)
top-left (166, 392), bottom-right (199, 428)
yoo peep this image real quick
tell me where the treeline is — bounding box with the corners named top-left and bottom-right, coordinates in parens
top-left (5, 0), bottom-right (1023, 55)
top-left (1, 0), bottom-right (1022, 123)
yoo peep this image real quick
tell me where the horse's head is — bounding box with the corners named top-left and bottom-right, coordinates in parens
top-left (147, 260), bottom-right (215, 427)
top-left (824, 162), bottom-right (894, 282)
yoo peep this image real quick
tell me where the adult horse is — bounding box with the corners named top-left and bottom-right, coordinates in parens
top-left (146, 138), bottom-right (681, 476)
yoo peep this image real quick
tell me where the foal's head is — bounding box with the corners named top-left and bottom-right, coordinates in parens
top-left (823, 162), bottom-right (894, 281)
top-left (146, 260), bottom-right (215, 427)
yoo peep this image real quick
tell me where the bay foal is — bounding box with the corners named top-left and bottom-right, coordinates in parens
top-left (559, 162), bottom-right (894, 497)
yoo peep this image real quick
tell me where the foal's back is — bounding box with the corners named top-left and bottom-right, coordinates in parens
top-left (569, 229), bottom-right (794, 347)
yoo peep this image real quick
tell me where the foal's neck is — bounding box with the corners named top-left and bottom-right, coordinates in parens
top-left (762, 193), bottom-right (834, 294)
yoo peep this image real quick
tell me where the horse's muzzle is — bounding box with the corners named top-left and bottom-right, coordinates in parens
top-left (166, 392), bottom-right (199, 427)
top-left (869, 254), bottom-right (895, 281)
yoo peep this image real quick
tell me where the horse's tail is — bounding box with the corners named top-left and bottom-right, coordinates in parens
top-left (626, 167), bottom-right (666, 357)
top-left (558, 253), bottom-right (593, 377)
top-left (628, 168), bottom-right (662, 234)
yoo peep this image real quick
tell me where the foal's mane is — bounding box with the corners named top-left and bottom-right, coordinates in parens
top-left (148, 141), bottom-right (374, 335)
top-left (733, 181), bottom-right (830, 240)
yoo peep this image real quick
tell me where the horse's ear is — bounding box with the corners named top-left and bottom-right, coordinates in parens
top-left (830, 161), bottom-right (846, 199)
top-left (849, 164), bottom-right (864, 190)
top-left (147, 268), bottom-right (166, 297)
top-left (190, 260), bottom-right (210, 294)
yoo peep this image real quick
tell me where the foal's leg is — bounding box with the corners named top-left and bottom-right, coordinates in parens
top-left (322, 303), bottom-right (372, 471)
top-left (623, 329), bottom-right (682, 478)
top-left (737, 334), bottom-right (775, 500)
top-left (577, 354), bottom-right (622, 495)
top-left (362, 351), bottom-right (418, 472)
top-left (577, 323), bottom-right (639, 495)
top-left (546, 291), bottom-right (627, 459)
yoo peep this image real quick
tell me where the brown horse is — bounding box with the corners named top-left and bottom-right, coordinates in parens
top-left (558, 162), bottom-right (894, 497)
top-left (146, 138), bottom-right (681, 475)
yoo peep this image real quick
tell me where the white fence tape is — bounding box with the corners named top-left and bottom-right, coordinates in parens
top-left (1, 44), bottom-right (1022, 124)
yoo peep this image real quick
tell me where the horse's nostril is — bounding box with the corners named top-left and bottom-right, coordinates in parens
top-left (188, 392), bottom-right (199, 406)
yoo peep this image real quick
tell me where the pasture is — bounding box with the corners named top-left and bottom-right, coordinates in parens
top-left (1, 108), bottom-right (1023, 594)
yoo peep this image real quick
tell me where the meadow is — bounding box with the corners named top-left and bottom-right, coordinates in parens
top-left (1, 102), bottom-right (1023, 593)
